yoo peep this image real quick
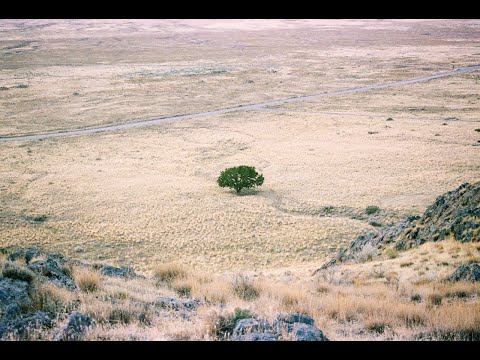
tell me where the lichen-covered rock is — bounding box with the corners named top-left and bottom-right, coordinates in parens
top-left (27, 258), bottom-right (76, 290)
top-left (449, 263), bottom-right (480, 282)
top-left (316, 182), bottom-right (479, 272)
top-left (99, 265), bottom-right (138, 279)
top-left (289, 323), bottom-right (329, 341)
top-left (0, 278), bottom-right (31, 320)
top-left (54, 311), bottom-right (93, 341)
top-left (272, 313), bottom-right (315, 333)
top-left (155, 297), bottom-right (201, 311)
top-left (0, 312), bottom-right (52, 339)
top-left (232, 333), bottom-right (277, 341)
top-left (7, 247), bottom-right (42, 264)
top-left (232, 318), bottom-right (272, 337)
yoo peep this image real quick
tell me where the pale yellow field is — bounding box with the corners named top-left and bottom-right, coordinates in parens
top-left (0, 19), bottom-right (479, 273)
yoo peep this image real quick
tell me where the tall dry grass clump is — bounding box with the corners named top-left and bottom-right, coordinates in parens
top-left (231, 275), bottom-right (261, 301)
top-left (75, 268), bottom-right (101, 293)
top-left (153, 262), bottom-right (188, 286)
top-left (29, 282), bottom-right (78, 315)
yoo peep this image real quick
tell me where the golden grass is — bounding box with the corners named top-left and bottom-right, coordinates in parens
top-left (1, 21), bottom-right (480, 274)
top-left (74, 268), bottom-right (101, 293)
top-left (153, 263), bottom-right (188, 285)
top-left (29, 282), bottom-right (77, 314)
top-left (231, 275), bottom-right (261, 301)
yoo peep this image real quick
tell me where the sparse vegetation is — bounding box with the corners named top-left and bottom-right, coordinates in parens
top-left (211, 308), bottom-right (255, 339)
top-left (385, 248), bottom-right (398, 259)
top-left (217, 166), bottom-right (264, 194)
top-left (75, 268), bottom-right (101, 293)
top-left (24, 214), bottom-right (48, 223)
top-left (2, 262), bottom-right (36, 283)
top-left (172, 278), bottom-right (193, 298)
top-left (365, 206), bottom-right (380, 215)
top-left (153, 263), bottom-right (187, 285)
top-left (232, 275), bottom-right (261, 301)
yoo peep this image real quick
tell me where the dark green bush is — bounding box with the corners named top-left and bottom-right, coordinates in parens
top-left (217, 165), bottom-right (264, 194)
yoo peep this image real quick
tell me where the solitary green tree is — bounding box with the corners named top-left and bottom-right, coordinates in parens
top-left (217, 165), bottom-right (264, 194)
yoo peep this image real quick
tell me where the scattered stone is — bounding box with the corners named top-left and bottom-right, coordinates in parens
top-left (449, 263), bottom-right (480, 282)
top-left (28, 258), bottom-right (77, 290)
top-left (245, 79), bottom-right (254, 84)
top-left (442, 123), bottom-right (448, 125)
top-left (14, 84), bottom-right (29, 89)
top-left (54, 311), bottom-right (92, 341)
top-left (72, 92), bottom-right (80, 96)
top-left (155, 297), bottom-right (201, 311)
top-left (0, 86), bottom-right (9, 90)
top-left (435, 133), bottom-right (440, 136)
top-left (386, 117), bottom-right (394, 121)
top-left (368, 131), bottom-right (379, 134)
top-left (99, 265), bottom-right (138, 279)
top-left (444, 117), bottom-right (458, 121)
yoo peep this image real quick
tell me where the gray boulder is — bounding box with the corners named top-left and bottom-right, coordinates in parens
top-left (99, 265), bottom-right (138, 279)
top-left (231, 318), bottom-right (276, 341)
top-left (273, 313), bottom-right (314, 333)
top-left (449, 263), bottom-right (480, 282)
top-left (290, 323), bottom-right (329, 341)
top-left (0, 278), bottom-right (31, 320)
top-left (232, 318), bottom-right (273, 337)
top-left (0, 311), bottom-right (52, 339)
top-left (272, 313), bottom-right (329, 341)
top-left (54, 311), bottom-right (92, 341)
top-left (27, 258), bottom-right (76, 290)
top-left (232, 333), bottom-right (277, 341)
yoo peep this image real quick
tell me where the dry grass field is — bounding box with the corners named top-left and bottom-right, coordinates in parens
top-left (0, 21), bottom-right (479, 342)
top-left (1, 19), bottom-right (479, 274)
top-left (1, 19), bottom-right (480, 341)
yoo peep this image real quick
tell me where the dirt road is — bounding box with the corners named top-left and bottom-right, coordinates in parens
top-left (1, 64), bottom-right (479, 143)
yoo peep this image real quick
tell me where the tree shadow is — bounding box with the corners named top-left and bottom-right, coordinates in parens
top-left (227, 188), bottom-right (261, 197)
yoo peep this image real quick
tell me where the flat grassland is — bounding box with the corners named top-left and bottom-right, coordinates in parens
top-left (0, 19), bottom-right (479, 273)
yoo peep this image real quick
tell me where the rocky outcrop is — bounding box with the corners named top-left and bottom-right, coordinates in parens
top-left (0, 278), bottom-right (31, 320)
top-left (449, 263), bottom-right (480, 282)
top-left (27, 258), bottom-right (77, 291)
top-left (7, 247), bottom-right (42, 264)
top-left (0, 312), bottom-right (52, 340)
top-left (316, 182), bottom-right (479, 272)
top-left (230, 313), bottom-right (328, 341)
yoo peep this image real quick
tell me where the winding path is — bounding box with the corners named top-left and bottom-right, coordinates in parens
top-left (1, 64), bottom-right (479, 143)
